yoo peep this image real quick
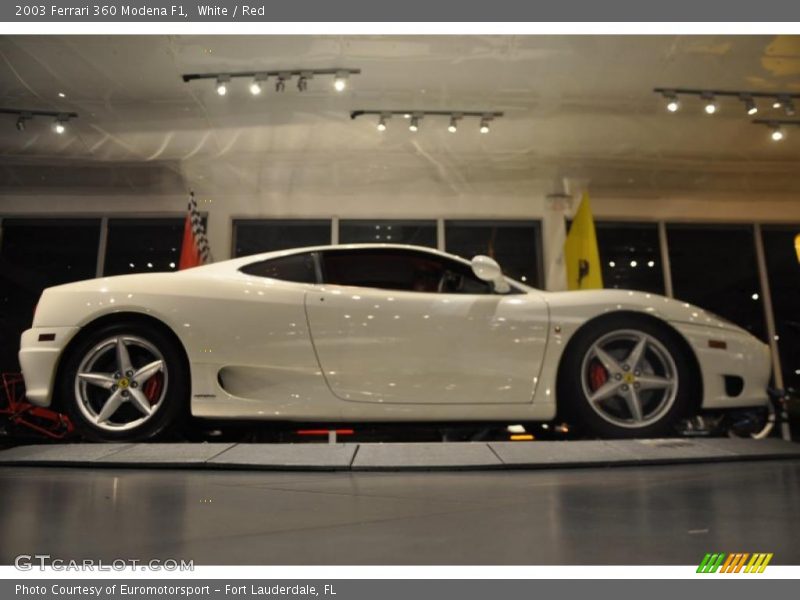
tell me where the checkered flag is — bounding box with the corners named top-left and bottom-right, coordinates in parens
top-left (179, 191), bottom-right (213, 269)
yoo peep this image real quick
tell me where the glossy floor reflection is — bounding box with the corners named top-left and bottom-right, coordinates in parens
top-left (1, 460), bottom-right (799, 565)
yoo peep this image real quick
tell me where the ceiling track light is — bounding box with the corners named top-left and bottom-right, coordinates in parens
top-left (333, 71), bottom-right (348, 92)
top-left (741, 94), bottom-right (758, 116)
top-left (377, 113), bottom-right (390, 132)
top-left (182, 68), bottom-right (361, 96)
top-left (297, 71), bottom-right (313, 92)
top-left (654, 87), bottom-right (800, 118)
top-left (350, 110), bottom-right (504, 134)
top-left (249, 74), bottom-right (267, 96)
top-left (662, 90), bottom-right (680, 113)
top-left (752, 118), bottom-right (800, 142)
top-left (215, 75), bottom-right (230, 96)
top-left (1, 108), bottom-right (78, 134)
top-left (701, 93), bottom-right (718, 115)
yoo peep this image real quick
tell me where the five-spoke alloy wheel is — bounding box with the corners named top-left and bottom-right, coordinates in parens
top-left (59, 322), bottom-right (187, 441)
top-left (559, 316), bottom-right (694, 438)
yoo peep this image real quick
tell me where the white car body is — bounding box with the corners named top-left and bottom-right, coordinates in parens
top-left (19, 244), bottom-right (771, 423)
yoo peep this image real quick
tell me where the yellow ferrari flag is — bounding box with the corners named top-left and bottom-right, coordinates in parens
top-left (564, 193), bottom-right (603, 290)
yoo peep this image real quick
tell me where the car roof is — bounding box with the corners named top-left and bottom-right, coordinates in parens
top-left (214, 243), bottom-right (474, 271)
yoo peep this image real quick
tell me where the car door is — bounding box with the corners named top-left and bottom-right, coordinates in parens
top-left (304, 247), bottom-right (549, 405)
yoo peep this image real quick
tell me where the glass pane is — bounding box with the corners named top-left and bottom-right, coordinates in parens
top-left (445, 220), bottom-right (541, 286)
top-left (321, 248), bottom-right (492, 293)
top-left (762, 226), bottom-right (800, 395)
top-left (339, 220), bottom-right (437, 247)
top-left (234, 219), bottom-right (331, 257)
top-left (0, 218), bottom-right (100, 372)
top-left (104, 218), bottom-right (184, 276)
top-left (240, 253), bottom-right (318, 284)
top-left (667, 224), bottom-right (766, 341)
top-left (596, 222), bottom-right (665, 294)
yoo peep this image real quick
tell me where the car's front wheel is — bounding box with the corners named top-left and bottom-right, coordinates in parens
top-left (558, 316), bottom-right (694, 438)
top-left (59, 322), bottom-right (187, 441)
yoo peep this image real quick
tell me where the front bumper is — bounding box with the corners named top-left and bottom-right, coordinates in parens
top-left (671, 321), bottom-right (771, 409)
top-left (18, 326), bottom-right (80, 407)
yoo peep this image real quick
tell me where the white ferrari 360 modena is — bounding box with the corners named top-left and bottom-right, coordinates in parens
top-left (19, 244), bottom-right (771, 441)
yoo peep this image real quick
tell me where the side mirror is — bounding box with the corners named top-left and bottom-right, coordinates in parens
top-left (470, 255), bottom-right (511, 294)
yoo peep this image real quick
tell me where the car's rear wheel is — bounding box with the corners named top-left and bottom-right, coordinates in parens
top-left (559, 316), bottom-right (694, 438)
top-left (59, 322), bottom-right (187, 441)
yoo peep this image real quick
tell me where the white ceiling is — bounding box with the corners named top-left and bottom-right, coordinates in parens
top-left (1, 34), bottom-right (799, 197)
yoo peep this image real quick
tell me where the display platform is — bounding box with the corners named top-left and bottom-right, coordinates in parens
top-left (0, 437), bottom-right (798, 471)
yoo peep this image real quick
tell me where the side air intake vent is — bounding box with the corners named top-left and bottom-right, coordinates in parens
top-left (724, 375), bottom-right (744, 397)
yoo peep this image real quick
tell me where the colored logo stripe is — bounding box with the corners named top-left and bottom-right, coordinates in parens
top-left (698, 552), bottom-right (772, 573)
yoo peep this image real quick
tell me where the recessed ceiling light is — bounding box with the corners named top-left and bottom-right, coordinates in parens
top-left (57, 92), bottom-right (66, 98)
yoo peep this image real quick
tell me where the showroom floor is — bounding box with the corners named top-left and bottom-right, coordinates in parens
top-left (1, 460), bottom-right (798, 565)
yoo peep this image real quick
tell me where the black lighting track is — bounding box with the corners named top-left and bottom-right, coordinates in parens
top-left (653, 87), bottom-right (800, 99)
top-left (752, 118), bottom-right (800, 126)
top-left (182, 68), bottom-right (361, 82)
top-left (0, 108), bottom-right (78, 118)
top-left (350, 110), bottom-right (504, 119)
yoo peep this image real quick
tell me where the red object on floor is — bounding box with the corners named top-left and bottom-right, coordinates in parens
top-left (296, 429), bottom-right (355, 436)
top-left (1, 373), bottom-right (74, 440)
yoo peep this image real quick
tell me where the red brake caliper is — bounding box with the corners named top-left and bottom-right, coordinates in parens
top-left (143, 373), bottom-right (164, 405)
top-left (589, 359), bottom-right (608, 392)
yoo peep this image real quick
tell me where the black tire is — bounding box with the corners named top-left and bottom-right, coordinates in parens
top-left (557, 314), bottom-right (695, 439)
top-left (58, 321), bottom-right (188, 442)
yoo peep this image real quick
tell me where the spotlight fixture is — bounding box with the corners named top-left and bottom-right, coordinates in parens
top-left (662, 91), bottom-right (680, 113)
top-left (753, 119), bottom-right (800, 142)
top-left (215, 76), bottom-right (229, 96)
top-left (741, 95), bottom-right (758, 116)
top-left (249, 74), bottom-right (267, 96)
top-left (783, 99), bottom-right (796, 117)
top-left (702, 93), bottom-right (718, 115)
top-left (182, 68), bottom-right (361, 96)
top-left (773, 99), bottom-right (783, 109)
top-left (333, 71), bottom-right (349, 92)
top-left (15, 113), bottom-right (30, 132)
top-left (377, 114), bottom-right (390, 132)
top-left (448, 114), bottom-right (461, 133)
top-left (275, 72), bottom-right (290, 93)
top-left (1, 108), bottom-right (78, 133)
top-left (350, 110), bottom-right (504, 134)
top-left (297, 72), bottom-right (313, 92)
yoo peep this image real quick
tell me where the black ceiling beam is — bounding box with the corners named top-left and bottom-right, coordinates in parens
top-left (0, 108), bottom-right (78, 118)
top-left (182, 68), bottom-right (360, 82)
top-left (351, 110), bottom-right (504, 119)
top-left (654, 87), bottom-right (800, 99)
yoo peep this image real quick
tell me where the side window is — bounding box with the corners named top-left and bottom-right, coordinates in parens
top-left (240, 252), bottom-right (318, 283)
top-left (321, 249), bottom-right (493, 294)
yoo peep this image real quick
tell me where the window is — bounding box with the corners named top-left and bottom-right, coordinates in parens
top-left (667, 224), bottom-right (766, 341)
top-left (762, 226), bottom-right (800, 392)
top-left (596, 222), bottom-right (665, 294)
top-left (233, 219), bottom-right (331, 257)
top-left (0, 218), bottom-right (101, 372)
top-left (321, 248), bottom-right (492, 294)
top-left (240, 252), bottom-right (318, 284)
top-left (339, 220), bottom-right (437, 247)
top-left (445, 220), bottom-right (542, 287)
top-left (103, 218), bottom-right (183, 276)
